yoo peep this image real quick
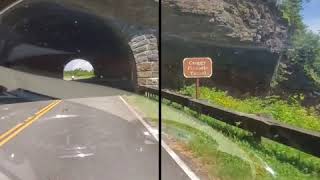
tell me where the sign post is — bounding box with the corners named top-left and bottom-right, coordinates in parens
top-left (196, 78), bottom-right (200, 99)
top-left (183, 57), bottom-right (213, 99)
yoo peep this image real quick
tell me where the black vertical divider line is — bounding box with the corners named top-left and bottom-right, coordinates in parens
top-left (158, 0), bottom-right (162, 179)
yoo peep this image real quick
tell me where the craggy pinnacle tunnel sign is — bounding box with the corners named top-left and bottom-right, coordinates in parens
top-left (183, 57), bottom-right (213, 99)
top-left (183, 57), bottom-right (213, 78)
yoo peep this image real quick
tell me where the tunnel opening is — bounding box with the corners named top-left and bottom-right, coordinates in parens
top-left (0, 1), bottom-right (138, 91)
top-left (63, 59), bottom-right (95, 81)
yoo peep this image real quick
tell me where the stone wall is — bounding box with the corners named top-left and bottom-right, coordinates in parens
top-left (129, 34), bottom-right (159, 87)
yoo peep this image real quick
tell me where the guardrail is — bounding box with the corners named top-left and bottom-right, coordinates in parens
top-left (138, 86), bottom-right (320, 158)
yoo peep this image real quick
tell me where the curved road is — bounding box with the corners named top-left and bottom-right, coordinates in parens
top-left (0, 95), bottom-right (191, 180)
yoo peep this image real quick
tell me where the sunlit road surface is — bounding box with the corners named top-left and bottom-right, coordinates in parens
top-left (0, 95), bottom-right (191, 180)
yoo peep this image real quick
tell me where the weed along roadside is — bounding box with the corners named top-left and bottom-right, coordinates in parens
top-left (179, 85), bottom-right (320, 133)
top-left (129, 89), bottom-right (320, 179)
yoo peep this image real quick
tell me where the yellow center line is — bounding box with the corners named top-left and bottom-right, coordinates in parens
top-left (0, 100), bottom-right (58, 141)
top-left (0, 100), bottom-right (62, 147)
top-left (34, 100), bottom-right (59, 116)
top-left (0, 123), bottom-right (24, 141)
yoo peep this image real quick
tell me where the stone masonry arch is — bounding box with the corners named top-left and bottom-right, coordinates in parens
top-left (0, 0), bottom-right (159, 91)
top-left (129, 33), bottom-right (159, 88)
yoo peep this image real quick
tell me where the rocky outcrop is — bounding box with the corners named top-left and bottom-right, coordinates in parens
top-left (163, 0), bottom-right (288, 52)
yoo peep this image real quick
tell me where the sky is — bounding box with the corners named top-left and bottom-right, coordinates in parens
top-left (301, 0), bottom-right (320, 33)
top-left (64, 59), bottom-right (94, 71)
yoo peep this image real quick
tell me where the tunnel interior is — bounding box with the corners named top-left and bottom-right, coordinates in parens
top-left (0, 0), bottom-right (137, 91)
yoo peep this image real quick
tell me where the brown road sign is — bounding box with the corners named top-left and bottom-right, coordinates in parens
top-left (183, 57), bottom-right (213, 78)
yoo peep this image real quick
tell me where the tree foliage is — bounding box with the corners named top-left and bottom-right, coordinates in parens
top-left (64, 68), bottom-right (94, 78)
top-left (274, 0), bottom-right (320, 91)
top-left (289, 31), bottom-right (320, 88)
top-left (281, 0), bottom-right (306, 31)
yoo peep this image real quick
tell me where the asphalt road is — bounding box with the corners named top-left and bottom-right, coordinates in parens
top-left (0, 96), bottom-right (191, 180)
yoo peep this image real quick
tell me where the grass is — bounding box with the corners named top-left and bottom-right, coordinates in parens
top-left (165, 120), bottom-right (257, 180)
top-left (63, 70), bottom-right (95, 80)
top-left (164, 100), bottom-right (320, 180)
top-left (123, 94), bottom-right (158, 124)
top-left (180, 85), bottom-right (320, 132)
top-left (124, 94), bottom-right (320, 179)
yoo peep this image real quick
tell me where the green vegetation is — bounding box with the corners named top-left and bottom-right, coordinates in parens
top-left (179, 107), bottom-right (320, 180)
top-left (288, 31), bottom-right (320, 88)
top-left (274, 0), bottom-right (320, 90)
top-left (125, 94), bottom-right (320, 179)
top-left (280, 0), bottom-right (307, 30)
top-left (180, 85), bottom-right (320, 132)
top-left (163, 100), bottom-right (320, 179)
top-left (165, 121), bottom-right (255, 180)
top-left (125, 95), bottom-right (262, 179)
top-left (63, 69), bottom-right (95, 80)
top-left (123, 94), bottom-right (159, 126)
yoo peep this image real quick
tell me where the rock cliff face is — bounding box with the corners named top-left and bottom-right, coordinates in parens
top-left (162, 0), bottom-right (289, 94)
top-left (163, 0), bottom-right (288, 52)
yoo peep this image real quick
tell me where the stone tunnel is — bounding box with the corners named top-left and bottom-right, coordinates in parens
top-left (0, 0), bottom-right (159, 91)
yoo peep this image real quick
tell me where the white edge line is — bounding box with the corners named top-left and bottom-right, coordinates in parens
top-left (119, 96), bottom-right (200, 180)
top-left (0, 0), bottom-right (24, 15)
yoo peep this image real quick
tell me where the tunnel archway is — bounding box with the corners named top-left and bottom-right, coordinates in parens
top-left (0, 0), bottom-right (159, 91)
top-left (63, 59), bottom-right (95, 81)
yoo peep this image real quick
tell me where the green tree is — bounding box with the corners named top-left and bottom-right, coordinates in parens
top-left (289, 31), bottom-right (320, 88)
top-left (281, 0), bottom-right (306, 31)
top-left (273, 0), bottom-right (320, 91)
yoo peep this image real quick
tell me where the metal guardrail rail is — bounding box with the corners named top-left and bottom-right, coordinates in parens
top-left (138, 86), bottom-right (320, 158)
